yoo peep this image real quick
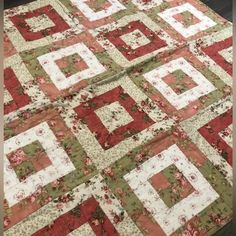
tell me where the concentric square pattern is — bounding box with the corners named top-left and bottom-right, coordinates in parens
top-left (3, 0), bottom-right (233, 235)
top-left (61, 76), bottom-right (174, 170)
top-left (4, 122), bottom-right (75, 207)
top-left (143, 57), bottom-right (216, 110)
top-left (38, 42), bottom-right (106, 90)
top-left (91, 12), bottom-right (178, 67)
top-left (4, 0), bottom-right (83, 51)
top-left (158, 3), bottom-right (216, 38)
top-left (124, 144), bottom-right (219, 235)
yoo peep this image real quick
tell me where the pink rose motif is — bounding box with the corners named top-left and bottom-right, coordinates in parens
top-left (135, 153), bottom-right (144, 162)
top-left (15, 190), bottom-right (25, 201)
top-left (104, 194), bottom-right (112, 204)
top-left (175, 172), bottom-right (183, 180)
top-left (37, 77), bottom-right (46, 84)
top-left (103, 167), bottom-right (114, 177)
top-left (57, 131), bottom-right (64, 137)
top-left (8, 149), bottom-right (25, 166)
top-left (85, 157), bottom-right (92, 166)
top-left (172, 186), bottom-right (177, 194)
top-left (182, 229), bottom-right (200, 236)
top-left (56, 203), bottom-right (64, 210)
top-left (180, 178), bottom-right (188, 187)
top-left (83, 169), bottom-right (89, 175)
top-left (172, 115), bottom-right (180, 122)
top-left (29, 195), bottom-right (36, 203)
top-left (92, 219), bottom-right (100, 226)
top-left (115, 188), bottom-right (124, 196)
top-left (4, 216), bottom-right (10, 228)
top-left (173, 156), bottom-right (179, 162)
top-left (51, 180), bottom-right (60, 188)
top-left (142, 82), bottom-right (149, 91)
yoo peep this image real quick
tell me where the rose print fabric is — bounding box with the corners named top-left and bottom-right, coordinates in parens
top-left (4, 0), bottom-right (232, 235)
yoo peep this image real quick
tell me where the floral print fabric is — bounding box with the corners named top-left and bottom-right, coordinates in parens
top-left (4, 0), bottom-right (232, 235)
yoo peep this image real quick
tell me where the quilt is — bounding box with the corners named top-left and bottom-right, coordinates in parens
top-left (4, 0), bottom-right (233, 235)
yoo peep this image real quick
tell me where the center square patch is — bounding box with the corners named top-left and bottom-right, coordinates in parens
top-left (58, 75), bottom-right (175, 171)
top-left (3, 107), bottom-right (98, 230)
top-left (90, 12), bottom-right (181, 68)
top-left (20, 31), bottom-right (122, 101)
top-left (144, 0), bottom-right (231, 43)
top-left (5, 174), bottom-right (141, 235)
top-left (4, 0), bottom-right (84, 52)
top-left (101, 129), bottom-right (232, 236)
top-left (128, 47), bottom-right (231, 121)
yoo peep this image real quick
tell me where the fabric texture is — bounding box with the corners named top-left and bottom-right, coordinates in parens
top-left (4, 0), bottom-right (232, 235)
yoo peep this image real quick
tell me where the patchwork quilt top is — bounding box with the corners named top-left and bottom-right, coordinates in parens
top-left (4, 0), bottom-right (232, 235)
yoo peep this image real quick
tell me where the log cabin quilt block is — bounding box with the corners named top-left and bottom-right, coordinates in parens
top-left (58, 75), bottom-right (175, 170)
top-left (128, 47), bottom-right (231, 121)
top-left (102, 131), bottom-right (232, 236)
top-left (4, 0), bottom-right (233, 235)
top-left (146, 0), bottom-right (231, 43)
top-left (60, 0), bottom-right (130, 29)
top-left (4, 0), bottom-right (84, 52)
top-left (4, 108), bottom-right (98, 230)
top-left (20, 31), bottom-right (122, 100)
top-left (90, 12), bottom-right (181, 68)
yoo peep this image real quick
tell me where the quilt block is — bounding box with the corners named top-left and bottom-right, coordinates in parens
top-left (102, 132), bottom-right (232, 235)
top-left (4, 0), bottom-right (84, 52)
top-left (61, 0), bottom-right (130, 29)
top-left (180, 96), bottom-right (233, 183)
top-left (128, 47), bottom-right (231, 121)
top-left (146, 0), bottom-right (231, 43)
top-left (4, 108), bottom-right (97, 229)
top-left (91, 12), bottom-right (180, 67)
top-left (189, 27), bottom-right (232, 87)
top-left (58, 75), bottom-right (174, 170)
top-left (20, 31), bottom-right (122, 100)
